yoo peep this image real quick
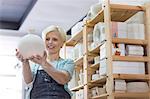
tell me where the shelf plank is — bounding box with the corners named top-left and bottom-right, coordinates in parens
top-left (90, 76), bottom-right (107, 84)
top-left (87, 10), bottom-right (104, 27)
top-left (70, 84), bottom-right (84, 91)
top-left (88, 41), bottom-right (106, 54)
top-left (91, 93), bottom-right (108, 99)
top-left (112, 38), bottom-right (148, 45)
top-left (113, 74), bottom-right (150, 80)
top-left (74, 56), bottom-right (83, 66)
top-left (90, 62), bottom-right (100, 69)
top-left (74, 56), bottom-right (94, 70)
top-left (66, 30), bottom-right (83, 46)
top-left (89, 44), bottom-right (101, 54)
top-left (113, 56), bottom-right (150, 62)
top-left (88, 76), bottom-right (107, 88)
top-left (113, 92), bottom-right (150, 98)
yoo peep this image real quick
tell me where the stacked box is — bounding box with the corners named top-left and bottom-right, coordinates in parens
top-left (127, 23), bottom-right (145, 39)
top-left (126, 45), bottom-right (144, 56)
top-left (111, 22), bottom-right (127, 38)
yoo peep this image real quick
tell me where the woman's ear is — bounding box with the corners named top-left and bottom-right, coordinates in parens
top-left (60, 42), bottom-right (64, 48)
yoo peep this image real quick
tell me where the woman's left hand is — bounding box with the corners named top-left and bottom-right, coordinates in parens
top-left (29, 51), bottom-right (47, 66)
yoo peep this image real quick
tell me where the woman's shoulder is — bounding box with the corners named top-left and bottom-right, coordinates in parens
top-left (59, 58), bottom-right (74, 64)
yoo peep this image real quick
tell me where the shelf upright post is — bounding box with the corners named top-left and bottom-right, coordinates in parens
top-left (145, 3), bottom-right (150, 99)
top-left (103, 0), bottom-right (114, 98)
top-left (83, 22), bottom-right (90, 99)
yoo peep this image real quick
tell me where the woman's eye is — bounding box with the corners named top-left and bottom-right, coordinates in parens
top-left (53, 38), bottom-right (58, 41)
top-left (46, 38), bottom-right (50, 41)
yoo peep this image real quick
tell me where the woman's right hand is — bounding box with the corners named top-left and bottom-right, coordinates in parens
top-left (15, 49), bottom-right (28, 63)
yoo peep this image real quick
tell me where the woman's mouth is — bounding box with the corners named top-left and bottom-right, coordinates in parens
top-left (47, 45), bottom-right (54, 49)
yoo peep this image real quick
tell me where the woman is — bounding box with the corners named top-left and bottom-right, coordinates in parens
top-left (16, 25), bottom-right (75, 99)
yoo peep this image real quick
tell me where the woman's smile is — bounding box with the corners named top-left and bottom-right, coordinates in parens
top-left (47, 45), bottom-right (55, 49)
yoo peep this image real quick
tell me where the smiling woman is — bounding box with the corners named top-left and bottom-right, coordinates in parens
top-left (16, 25), bottom-right (75, 99)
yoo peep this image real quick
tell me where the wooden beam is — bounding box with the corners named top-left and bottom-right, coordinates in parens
top-left (112, 38), bottom-right (148, 45)
top-left (83, 24), bottom-right (89, 99)
top-left (145, 3), bottom-right (150, 99)
top-left (104, 0), bottom-right (114, 99)
top-left (113, 74), bottom-right (150, 80)
top-left (113, 56), bottom-right (150, 62)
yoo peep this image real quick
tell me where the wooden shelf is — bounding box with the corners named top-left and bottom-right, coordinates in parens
top-left (66, 28), bottom-right (93, 46)
top-left (88, 40), bottom-right (106, 55)
top-left (74, 56), bottom-right (83, 66)
top-left (90, 62), bottom-right (100, 70)
top-left (113, 92), bottom-right (150, 98)
top-left (113, 56), bottom-right (150, 62)
top-left (70, 84), bottom-right (84, 91)
top-left (87, 9), bottom-right (104, 27)
top-left (87, 4), bottom-right (145, 27)
top-left (112, 38), bottom-right (148, 45)
top-left (66, 30), bottom-right (83, 46)
top-left (91, 93), bottom-right (108, 99)
top-left (89, 44), bottom-right (101, 54)
top-left (88, 38), bottom-right (147, 55)
top-left (74, 56), bottom-right (94, 70)
top-left (113, 74), bottom-right (150, 81)
top-left (110, 4), bottom-right (145, 22)
top-left (89, 76), bottom-right (107, 88)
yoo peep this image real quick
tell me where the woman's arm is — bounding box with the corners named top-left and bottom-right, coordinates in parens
top-left (42, 61), bottom-right (70, 85)
top-left (16, 50), bottom-right (33, 84)
top-left (29, 52), bottom-right (71, 85)
top-left (22, 61), bottom-right (33, 84)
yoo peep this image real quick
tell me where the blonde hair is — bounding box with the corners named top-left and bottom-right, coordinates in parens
top-left (42, 25), bottom-right (66, 42)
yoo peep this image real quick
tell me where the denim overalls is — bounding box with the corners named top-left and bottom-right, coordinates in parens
top-left (30, 70), bottom-right (71, 99)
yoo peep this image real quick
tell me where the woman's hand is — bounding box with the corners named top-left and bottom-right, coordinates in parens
top-left (29, 51), bottom-right (47, 66)
top-left (15, 49), bottom-right (28, 63)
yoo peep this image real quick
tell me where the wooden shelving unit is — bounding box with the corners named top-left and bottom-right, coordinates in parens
top-left (87, 1), bottom-right (150, 98)
top-left (64, 0), bottom-right (150, 99)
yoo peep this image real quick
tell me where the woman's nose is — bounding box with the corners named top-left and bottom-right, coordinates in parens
top-left (48, 39), bottom-right (52, 43)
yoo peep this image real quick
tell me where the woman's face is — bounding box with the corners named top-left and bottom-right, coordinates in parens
top-left (45, 31), bottom-right (64, 54)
